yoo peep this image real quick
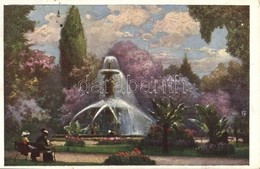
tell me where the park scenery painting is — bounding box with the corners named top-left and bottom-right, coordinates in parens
top-left (4, 4), bottom-right (250, 166)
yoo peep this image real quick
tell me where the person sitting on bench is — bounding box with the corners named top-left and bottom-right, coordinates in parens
top-left (31, 128), bottom-right (52, 162)
top-left (19, 131), bottom-right (37, 158)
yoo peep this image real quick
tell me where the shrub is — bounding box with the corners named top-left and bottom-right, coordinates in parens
top-left (104, 148), bottom-right (156, 165)
top-left (197, 142), bottom-right (235, 155)
top-left (140, 124), bottom-right (196, 149)
top-left (64, 135), bottom-right (85, 147)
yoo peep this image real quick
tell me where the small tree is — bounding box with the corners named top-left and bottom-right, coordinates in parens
top-left (149, 98), bottom-right (186, 153)
top-left (190, 104), bottom-right (228, 144)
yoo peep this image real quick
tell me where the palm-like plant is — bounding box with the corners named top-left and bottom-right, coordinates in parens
top-left (64, 121), bottom-right (88, 136)
top-left (149, 98), bottom-right (186, 153)
top-left (190, 104), bottom-right (228, 143)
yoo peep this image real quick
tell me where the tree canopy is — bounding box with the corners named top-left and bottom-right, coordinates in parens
top-left (188, 6), bottom-right (249, 70)
top-left (4, 5), bottom-right (35, 102)
top-left (4, 5), bottom-right (35, 60)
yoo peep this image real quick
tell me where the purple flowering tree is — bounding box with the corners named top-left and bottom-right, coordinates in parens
top-left (200, 90), bottom-right (231, 117)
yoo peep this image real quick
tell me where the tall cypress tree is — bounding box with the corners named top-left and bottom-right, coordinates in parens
top-left (59, 5), bottom-right (87, 87)
top-left (178, 54), bottom-right (200, 86)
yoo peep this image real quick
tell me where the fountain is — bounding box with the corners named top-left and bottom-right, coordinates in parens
top-left (71, 56), bottom-right (153, 135)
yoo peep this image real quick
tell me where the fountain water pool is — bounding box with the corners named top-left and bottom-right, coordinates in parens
top-left (71, 56), bottom-right (153, 135)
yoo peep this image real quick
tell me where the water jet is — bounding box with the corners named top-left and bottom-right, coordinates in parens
top-left (71, 56), bottom-right (153, 135)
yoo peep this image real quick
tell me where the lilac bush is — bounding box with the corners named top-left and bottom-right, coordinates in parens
top-left (200, 90), bottom-right (231, 117)
top-left (59, 86), bottom-right (98, 125)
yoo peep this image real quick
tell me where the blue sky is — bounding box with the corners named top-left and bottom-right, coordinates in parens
top-left (26, 5), bottom-right (240, 77)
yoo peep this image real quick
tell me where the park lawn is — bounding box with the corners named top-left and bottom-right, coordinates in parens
top-left (231, 143), bottom-right (249, 158)
top-left (5, 158), bottom-right (101, 166)
top-left (55, 143), bottom-right (249, 159)
top-left (142, 145), bottom-right (249, 158)
top-left (56, 144), bottom-right (136, 154)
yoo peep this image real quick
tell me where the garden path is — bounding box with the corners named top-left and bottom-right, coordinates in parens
top-left (5, 151), bottom-right (249, 165)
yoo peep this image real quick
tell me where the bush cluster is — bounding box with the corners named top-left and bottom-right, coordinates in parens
top-left (64, 135), bottom-right (85, 147)
top-left (104, 148), bottom-right (156, 165)
top-left (197, 142), bottom-right (235, 155)
top-left (140, 125), bottom-right (197, 149)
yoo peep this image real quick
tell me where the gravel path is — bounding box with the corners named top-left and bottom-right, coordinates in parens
top-left (5, 151), bottom-right (249, 165)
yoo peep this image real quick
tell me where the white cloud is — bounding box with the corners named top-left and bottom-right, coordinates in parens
top-left (26, 12), bottom-right (65, 44)
top-left (151, 11), bottom-right (200, 47)
top-left (191, 47), bottom-right (241, 77)
top-left (153, 52), bottom-right (181, 68)
top-left (152, 47), bottom-right (241, 77)
top-left (107, 5), bottom-right (150, 28)
top-left (27, 6), bottom-right (149, 58)
top-left (85, 6), bottom-right (150, 57)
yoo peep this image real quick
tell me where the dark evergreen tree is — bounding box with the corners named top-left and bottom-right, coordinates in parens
top-left (59, 5), bottom-right (87, 87)
top-left (178, 55), bottom-right (200, 86)
top-left (163, 64), bottom-right (179, 76)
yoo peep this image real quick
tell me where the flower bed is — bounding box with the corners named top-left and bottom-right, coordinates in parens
top-left (104, 148), bottom-right (156, 165)
top-left (97, 137), bottom-right (140, 145)
top-left (64, 135), bottom-right (85, 147)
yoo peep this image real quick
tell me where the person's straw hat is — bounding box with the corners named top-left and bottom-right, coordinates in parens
top-left (21, 131), bottom-right (30, 137)
top-left (40, 128), bottom-right (49, 134)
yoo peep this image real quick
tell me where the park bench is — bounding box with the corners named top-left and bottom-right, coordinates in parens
top-left (13, 141), bottom-right (56, 162)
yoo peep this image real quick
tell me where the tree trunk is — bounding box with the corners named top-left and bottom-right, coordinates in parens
top-left (209, 132), bottom-right (217, 144)
top-left (162, 126), bottom-right (169, 154)
top-left (234, 129), bottom-right (238, 143)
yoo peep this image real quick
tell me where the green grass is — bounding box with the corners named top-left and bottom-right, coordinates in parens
top-left (142, 144), bottom-right (249, 158)
top-left (5, 158), bottom-right (101, 166)
top-left (56, 144), bottom-right (136, 154)
top-left (142, 146), bottom-right (198, 157)
top-left (55, 143), bottom-right (248, 159)
top-left (231, 143), bottom-right (249, 158)
top-left (5, 143), bottom-right (249, 166)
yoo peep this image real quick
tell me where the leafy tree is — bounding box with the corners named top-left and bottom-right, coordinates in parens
top-left (38, 66), bottom-right (65, 133)
top-left (4, 5), bottom-right (35, 102)
top-left (178, 55), bottom-right (200, 86)
top-left (188, 6), bottom-right (249, 70)
top-left (200, 63), bottom-right (227, 91)
top-left (190, 104), bottom-right (228, 143)
top-left (59, 5), bottom-right (87, 87)
top-left (4, 5), bottom-right (35, 60)
top-left (69, 53), bottom-right (101, 85)
top-left (149, 98), bottom-right (186, 153)
top-left (200, 61), bottom-right (249, 113)
top-left (230, 112), bottom-right (249, 143)
top-left (225, 61), bottom-right (249, 112)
